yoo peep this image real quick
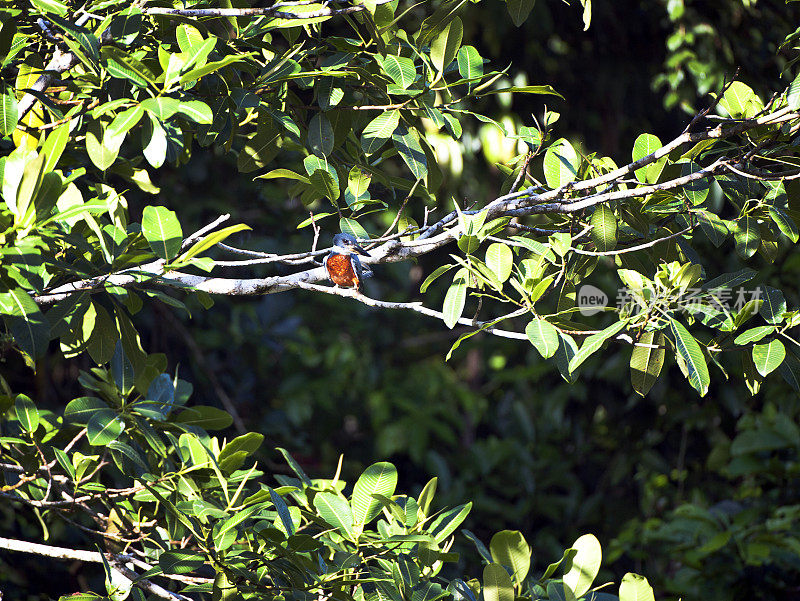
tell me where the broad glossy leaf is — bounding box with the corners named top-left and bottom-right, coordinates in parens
top-left (14, 394), bottom-right (39, 433)
top-left (392, 123), bottom-right (428, 179)
top-left (177, 100), bottom-right (213, 124)
top-left (734, 326), bottom-right (775, 345)
top-left (752, 339), bottom-right (785, 376)
top-left (506, 0), bottom-right (536, 26)
top-left (544, 138), bottom-right (579, 188)
top-left (568, 320), bottom-right (626, 372)
top-left (720, 81), bottom-right (756, 118)
top-left (485, 243), bottom-right (513, 282)
top-left (768, 206), bottom-right (799, 242)
top-left (0, 288), bottom-right (50, 359)
top-left (352, 462), bottom-right (398, 526)
top-left (489, 530), bottom-right (530, 584)
top-left (431, 17), bottom-right (463, 75)
top-left (788, 71), bottom-right (800, 110)
top-left (457, 45), bottom-right (483, 82)
top-left (142, 205), bottom-right (183, 260)
top-left (381, 55), bottom-right (416, 89)
top-left (313, 492), bottom-right (353, 537)
top-left (175, 224), bottom-right (251, 264)
top-left (158, 550), bottom-right (204, 575)
top-left (590, 205), bottom-right (617, 251)
top-left (482, 563), bottom-right (513, 601)
top-left (669, 318), bottom-right (710, 396)
top-left (362, 110), bottom-right (400, 155)
top-left (734, 216), bottom-right (760, 258)
top-left (173, 406), bottom-right (234, 430)
top-left (308, 112), bottom-right (334, 157)
top-left (632, 133), bottom-right (661, 182)
top-left (64, 396), bottom-right (108, 426)
top-left (759, 285), bottom-right (786, 324)
top-left (563, 534), bottom-right (601, 598)
top-left (0, 83), bottom-right (18, 135)
top-left (525, 318), bottom-right (559, 358)
top-left (630, 332), bottom-right (665, 396)
top-left (87, 409), bottom-right (125, 446)
top-left (443, 268), bottom-right (468, 329)
top-left (619, 573), bottom-right (654, 601)
top-left (106, 105), bottom-right (144, 139)
top-left (429, 502), bottom-right (471, 542)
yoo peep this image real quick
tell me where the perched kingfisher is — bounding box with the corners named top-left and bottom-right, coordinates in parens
top-left (325, 233), bottom-right (372, 292)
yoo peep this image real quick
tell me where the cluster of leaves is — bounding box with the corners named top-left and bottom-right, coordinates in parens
top-left (423, 78), bottom-right (800, 397)
top-left (1, 361), bottom-right (656, 601)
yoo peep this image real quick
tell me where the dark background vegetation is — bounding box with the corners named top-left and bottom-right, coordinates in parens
top-left (4, 1), bottom-right (800, 600)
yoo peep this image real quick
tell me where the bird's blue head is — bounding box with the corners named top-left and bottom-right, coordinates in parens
top-left (332, 232), bottom-right (371, 256)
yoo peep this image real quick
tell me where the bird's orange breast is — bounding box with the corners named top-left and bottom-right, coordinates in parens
top-left (326, 254), bottom-right (359, 288)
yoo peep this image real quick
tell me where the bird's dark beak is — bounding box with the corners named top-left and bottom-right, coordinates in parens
top-left (353, 243), bottom-right (371, 257)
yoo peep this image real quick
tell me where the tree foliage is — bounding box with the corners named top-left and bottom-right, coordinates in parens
top-left (2, 0), bottom-right (800, 599)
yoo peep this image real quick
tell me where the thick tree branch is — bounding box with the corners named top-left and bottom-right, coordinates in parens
top-left (0, 537), bottom-right (191, 601)
top-left (144, 0), bottom-right (395, 19)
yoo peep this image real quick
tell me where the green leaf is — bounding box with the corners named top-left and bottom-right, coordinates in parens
top-left (720, 81), bottom-right (755, 118)
top-left (734, 216), bottom-right (760, 258)
top-left (485, 243), bottom-right (513, 283)
top-left (0, 288), bottom-right (50, 359)
top-left (787, 71), bottom-right (800, 110)
top-left (276, 447), bottom-right (313, 486)
top-left (489, 530), bottom-right (530, 585)
top-left (457, 46), bottom-right (483, 83)
top-left (630, 332), bottom-right (666, 396)
top-left (102, 46), bottom-right (156, 88)
top-left (140, 97), bottom-right (180, 120)
top-left (429, 502), bottom-right (471, 542)
top-left (64, 397), bottom-right (108, 426)
top-left (352, 462), bottom-right (398, 526)
top-left (525, 318), bottom-right (559, 359)
top-left (734, 326), bottom-right (775, 345)
top-left (308, 112), bottom-right (334, 157)
top-left (143, 114), bottom-right (167, 168)
top-left (362, 110), bottom-right (400, 155)
top-left (317, 76), bottom-right (344, 110)
top-left (313, 492), bottom-right (354, 538)
top-left (392, 123), bottom-right (428, 179)
top-left (619, 573), bottom-right (654, 601)
top-left (158, 550), bottom-right (204, 575)
top-left (87, 409), bottom-right (125, 446)
top-left (477, 85), bottom-right (563, 99)
top-left (269, 487), bottom-right (296, 535)
top-left (14, 394), bottom-right (39, 433)
top-left (180, 53), bottom-right (252, 84)
top-left (256, 168), bottom-right (310, 184)
top-left (544, 138), bottom-right (579, 188)
top-left (30, 0), bottom-right (68, 15)
top-left (482, 563), bottom-right (514, 601)
top-left (752, 339), bottom-right (785, 376)
top-left (173, 406), bottom-right (234, 430)
top-left (568, 320), bottom-right (626, 372)
top-left (632, 133), bottom-right (662, 182)
top-left (506, 0), bottom-right (536, 27)
top-left (311, 169), bottom-right (340, 202)
top-left (669, 318), bottom-right (710, 396)
top-left (431, 17), bottom-right (463, 76)
top-left (142, 205), bottom-right (183, 260)
top-left (590, 205), bottom-right (617, 251)
top-left (695, 210), bottom-right (729, 247)
top-left (421, 264), bottom-right (455, 293)
top-left (41, 122), bottom-right (70, 173)
top-left (443, 268), bottom-right (468, 329)
top-left (563, 534), bottom-right (601, 598)
top-left (106, 105), bottom-right (144, 139)
top-left (177, 100), bottom-right (213, 124)
top-left (381, 55), bottom-right (417, 89)
top-left (768, 206), bottom-right (799, 242)
top-left (759, 285), bottom-right (786, 324)
top-left (0, 83), bottom-right (18, 136)
top-left (174, 224), bottom-right (251, 265)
